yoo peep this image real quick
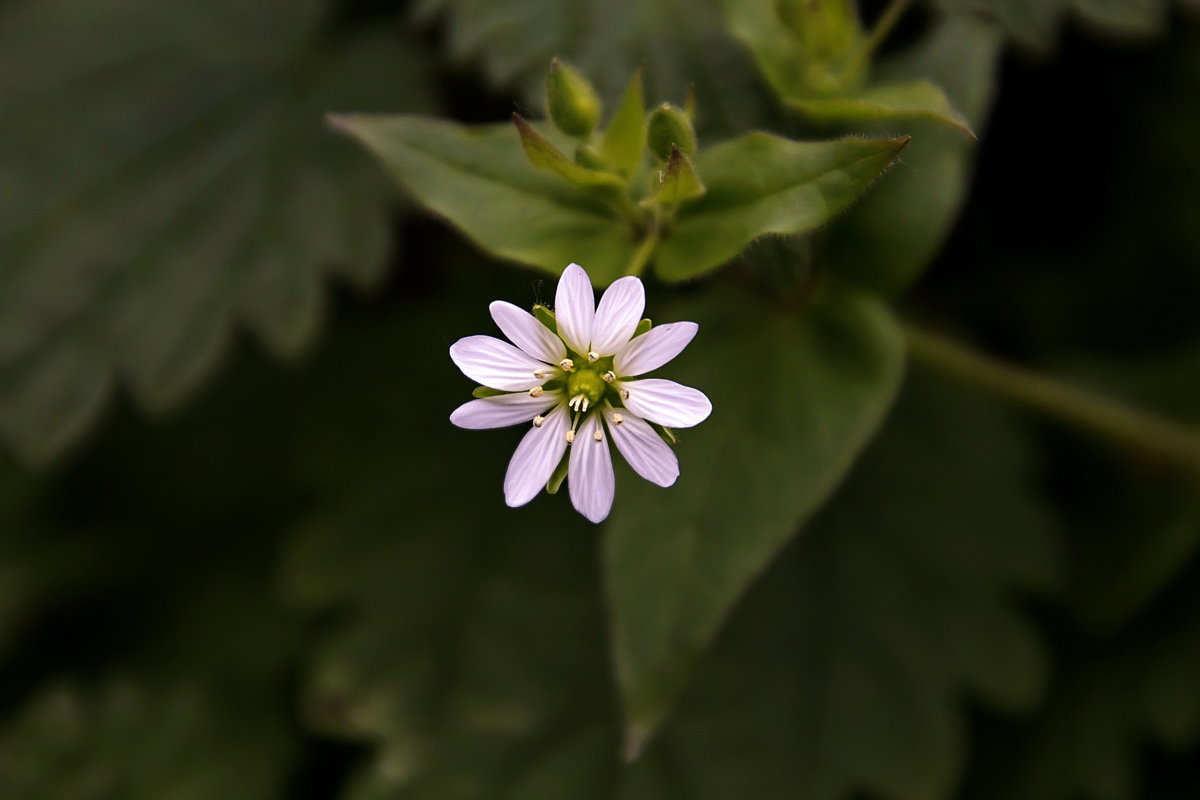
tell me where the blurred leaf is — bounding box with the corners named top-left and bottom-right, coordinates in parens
top-left (1072, 0), bottom-right (1168, 37)
top-left (0, 0), bottom-right (435, 466)
top-left (789, 80), bottom-right (975, 138)
top-left (413, 0), bottom-right (774, 136)
top-left (655, 133), bottom-right (909, 281)
top-left (599, 71), bottom-right (648, 177)
top-left (0, 681), bottom-right (294, 800)
top-left (333, 115), bottom-right (640, 284)
top-left (606, 284), bottom-right (906, 750)
top-left (628, 367), bottom-right (1060, 800)
top-left (965, 584), bottom-right (1200, 800)
top-left (720, 0), bottom-right (822, 98)
top-left (932, 0), bottom-right (1069, 52)
top-left (819, 15), bottom-right (1002, 294)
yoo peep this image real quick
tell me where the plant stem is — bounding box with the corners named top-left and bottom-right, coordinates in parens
top-left (904, 323), bottom-right (1200, 477)
top-left (864, 0), bottom-right (914, 54)
top-left (625, 215), bottom-right (661, 277)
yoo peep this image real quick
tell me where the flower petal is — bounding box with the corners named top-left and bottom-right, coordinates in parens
top-left (504, 404), bottom-right (570, 507)
top-left (614, 321), bottom-right (698, 377)
top-left (554, 262), bottom-right (595, 356)
top-left (618, 378), bottom-right (712, 428)
top-left (568, 412), bottom-right (615, 523)
top-left (489, 300), bottom-right (566, 363)
top-left (450, 390), bottom-right (563, 430)
top-left (449, 335), bottom-right (551, 391)
top-left (590, 276), bottom-right (645, 356)
top-left (605, 408), bottom-right (679, 488)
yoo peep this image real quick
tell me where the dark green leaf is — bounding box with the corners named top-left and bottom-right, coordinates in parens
top-left (606, 284), bottom-right (906, 749)
top-left (334, 115), bottom-right (641, 284)
top-left (655, 133), bottom-right (908, 281)
top-left (819, 15), bottom-right (1003, 294)
top-left (0, 0), bottom-right (435, 466)
top-left (413, 0), bottom-right (774, 137)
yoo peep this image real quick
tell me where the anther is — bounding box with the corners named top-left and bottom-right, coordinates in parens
top-left (533, 369), bottom-right (549, 379)
top-left (611, 413), bottom-right (623, 425)
top-left (565, 430), bottom-right (576, 444)
top-left (532, 415), bottom-right (545, 427)
top-left (587, 351), bottom-right (599, 363)
top-left (620, 389), bottom-right (630, 400)
top-left (593, 429), bottom-right (604, 442)
top-left (529, 385), bottom-right (544, 397)
top-left (603, 370), bottom-right (616, 383)
top-left (559, 358), bottom-right (575, 372)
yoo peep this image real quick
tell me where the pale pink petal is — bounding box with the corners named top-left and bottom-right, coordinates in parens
top-left (554, 263), bottom-right (595, 356)
top-left (489, 300), bottom-right (566, 363)
top-left (590, 276), bottom-right (645, 357)
top-left (618, 378), bottom-right (712, 428)
top-left (614, 321), bottom-right (698, 377)
top-left (568, 413), bottom-right (615, 523)
top-left (504, 404), bottom-right (570, 507)
top-left (605, 409), bottom-right (678, 487)
top-left (449, 335), bottom-right (551, 391)
top-left (450, 390), bottom-right (563, 430)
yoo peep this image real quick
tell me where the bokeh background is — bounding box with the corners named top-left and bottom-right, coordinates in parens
top-left (2, 0), bottom-right (1199, 798)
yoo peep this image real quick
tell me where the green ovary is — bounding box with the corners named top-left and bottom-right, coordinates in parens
top-left (566, 368), bottom-right (607, 406)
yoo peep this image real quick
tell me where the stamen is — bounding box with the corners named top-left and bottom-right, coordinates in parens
top-left (529, 385), bottom-right (544, 397)
top-left (532, 415), bottom-right (545, 427)
top-left (619, 389), bottom-right (630, 400)
top-left (587, 351), bottom-right (599, 363)
top-left (533, 369), bottom-right (549, 379)
top-left (593, 429), bottom-right (604, 442)
top-left (603, 370), bottom-right (616, 383)
top-left (611, 413), bottom-right (623, 425)
top-left (560, 358), bottom-right (575, 372)
top-left (565, 429), bottom-right (576, 444)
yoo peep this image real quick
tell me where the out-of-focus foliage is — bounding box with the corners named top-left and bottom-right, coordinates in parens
top-left (3, 0), bottom-right (1200, 799)
top-left (0, 0), bottom-right (434, 465)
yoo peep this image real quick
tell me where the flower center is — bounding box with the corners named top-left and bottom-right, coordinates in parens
top-left (566, 368), bottom-right (607, 411)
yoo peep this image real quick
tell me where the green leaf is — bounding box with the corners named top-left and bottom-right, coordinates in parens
top-left (512, 114), bottom-right (628, 189)
top-left (599, 70), bottom-right (648, 177)
top-left (0, 0), bottom-right (435, 466)
top-left (627, 367), bottom-right (1060, 799)
top-left (1072, 0), bottom-right (1168, 38)
top-left (654, 132), bottom-right (908, 282)
top-left (933, 0), bottom-right (1069, 52)
top-left (333, 115), bottom-right (641, 284)
top-left (413, 0), bottom-right (774, 137)
top-left (789, 79), bottom-right (976, 138)
top-left (819, 15), bottom-right (1003, 294)
top-left (720, 0), bottom-right (811, 98)
top-left (964, 581), bottom-right (1200, 800)
top-left (0, 682), bottom-right (295, 800)
top-left (605, 284), bottom-right (906, 750)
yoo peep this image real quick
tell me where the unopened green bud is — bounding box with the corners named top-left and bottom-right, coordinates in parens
top-left (646, 103), bottom-right (696, 161)
top-left (547, 58), bottom-right (602, 138)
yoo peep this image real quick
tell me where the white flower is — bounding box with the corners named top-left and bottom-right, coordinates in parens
top-left (449, 262), bottom-right (712, 523)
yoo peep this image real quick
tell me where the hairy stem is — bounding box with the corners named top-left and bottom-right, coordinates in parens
top-left (905, 323), bottom-right (1200, 476)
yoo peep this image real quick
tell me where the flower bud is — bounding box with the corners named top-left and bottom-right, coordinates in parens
top-left (547, 58), bottom-right (602, 138)
top-left (646, 103), bottom-right (696, 162)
